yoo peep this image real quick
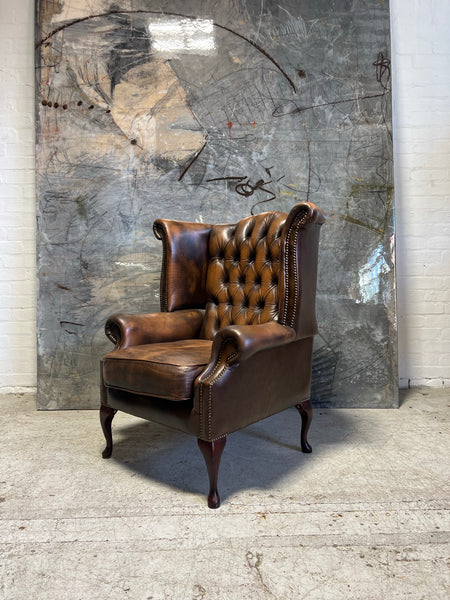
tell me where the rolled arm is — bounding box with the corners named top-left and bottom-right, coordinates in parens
top-left (208, 321), bottom-right (296, 368)
top-left (105, 309), bottom-right (205, 350)
top-left (194, 321), bottom-right (296, 422)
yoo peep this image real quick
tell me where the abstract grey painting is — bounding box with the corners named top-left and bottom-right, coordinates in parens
top-left (35, 0), bottom-right (396, 409)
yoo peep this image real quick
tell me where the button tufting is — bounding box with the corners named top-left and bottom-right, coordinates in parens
top-left (203, 210), bottom-right (287, 339)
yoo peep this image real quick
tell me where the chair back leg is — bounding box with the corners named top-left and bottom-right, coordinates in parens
top-left (296, 400), bottom-right (313, 453)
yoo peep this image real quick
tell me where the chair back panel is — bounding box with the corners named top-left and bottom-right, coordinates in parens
top-left (201, 211), bottom-right (287, 340)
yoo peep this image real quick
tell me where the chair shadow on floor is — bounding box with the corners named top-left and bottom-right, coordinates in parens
top-left (102, 406), bottom-right (357, 504)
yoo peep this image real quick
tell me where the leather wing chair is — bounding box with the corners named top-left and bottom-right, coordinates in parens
top-left (100, 201), bottom-right (325, 507)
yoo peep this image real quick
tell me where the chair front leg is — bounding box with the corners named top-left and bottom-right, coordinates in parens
top-left (296, 400), bottom-right (313, 453)
top-left (100, 404), bottom-right (117, 458)
top-left (197, 436), bottom-right (227, 509)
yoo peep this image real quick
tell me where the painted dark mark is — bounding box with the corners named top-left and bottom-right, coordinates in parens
top-left (206, 176), bottom-right (246, 183)
top-left (60, 320), bottom-right (85, 335)
top-left (213, 22), bottom-right (296, 92)
top-left (373, 52), bottom-right (391, 91)
top-left (298, 69), bottom-right (307, 78)
top-left (206, 175), bottom-right (277, 215)
top-left (55, 283), bottom-right (72, 291)
top-left (41, 98), bottom-right (109, 112)
top-left (236, 179), bottom-right (270, 198)
top-left (178, 137), bottom-right (208, 181)
top-left (273, 92), bottom-right (387, 118)
top-left (36, 10), bottom-right (296, 92)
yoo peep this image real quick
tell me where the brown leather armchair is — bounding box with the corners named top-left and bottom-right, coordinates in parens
top-left (100, 201), bottom-right (325, 507)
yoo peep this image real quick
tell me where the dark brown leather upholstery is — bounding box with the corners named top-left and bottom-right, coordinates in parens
top-left (103, 340), bottom-right (212, 401)
top-left (153, 220), bottom-right (211, 311)
top-left (100, 201), bottom-right (325, 508)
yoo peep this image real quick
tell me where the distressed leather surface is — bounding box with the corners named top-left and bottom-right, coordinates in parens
top-left (104, 309), bottom-right (205, 350)
top-left (201, 211), bottom-right (287, 340)
top-left (153, 219), bottom-right (211, 312)
top-left (103, 339), bottom-right (212, 401)
top-left (209, 321), bottom-right (296, 363)
top-left (195, 337), bottom-right (314, 440)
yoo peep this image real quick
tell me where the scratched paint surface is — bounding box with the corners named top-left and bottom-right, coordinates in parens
top-left (35, 0), bottom-right (396, 409)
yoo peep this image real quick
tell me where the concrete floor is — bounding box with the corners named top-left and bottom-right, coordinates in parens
top-left (0, 389), bottom-right (448, 599)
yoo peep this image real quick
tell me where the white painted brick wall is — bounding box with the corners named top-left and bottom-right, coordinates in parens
top-left (0, 0), bottom-right (36, 392)
top-left (0, 0), bottom-right (448, 393)
top-left (391, 0), bottom-right (450, 388)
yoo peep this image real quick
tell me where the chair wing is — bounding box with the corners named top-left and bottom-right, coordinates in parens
top-left (153, 219), bottom-right (211, 311)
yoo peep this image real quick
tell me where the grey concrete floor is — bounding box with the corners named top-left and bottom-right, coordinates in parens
top-left (0, 388), bottom-right (448, 600)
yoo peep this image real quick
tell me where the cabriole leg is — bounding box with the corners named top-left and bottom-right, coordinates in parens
top-left (197, 436), bottom-right (227, 509)
top-left (296, 400), bottom-right (313, 453)
top-left (100, 404), bottom-right (117, 459)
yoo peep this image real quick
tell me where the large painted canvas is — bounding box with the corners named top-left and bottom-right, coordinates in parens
top-left (35, 0), bottom-right (396, 409)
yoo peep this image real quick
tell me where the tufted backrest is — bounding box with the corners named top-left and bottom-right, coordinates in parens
top-left (154, 202), bottom-right (326, 341)
top-left (200, 211), bottom-right (287, 340)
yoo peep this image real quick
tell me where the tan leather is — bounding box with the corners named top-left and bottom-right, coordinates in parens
top-left (105, 309), bottom-right (205, 350)
top-left (103, 339), bottom-right (212, 401)
top-left (200, 211), bottom-right (286, 340)
top-left (101, 201), bottom-right (325, 441)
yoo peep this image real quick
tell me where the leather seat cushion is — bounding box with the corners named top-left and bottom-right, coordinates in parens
top-left (103, 339), bottom-right (213, 401)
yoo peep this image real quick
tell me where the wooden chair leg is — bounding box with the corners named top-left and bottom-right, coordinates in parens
top-left (197, 436), bottom-right (227, 509)
top-left (100, 404), bottom-right (117, 458)
top-left (296, 400), bottom-right (313, 453)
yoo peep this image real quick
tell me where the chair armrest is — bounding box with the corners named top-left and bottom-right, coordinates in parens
top-left (194, 321), bottom-right (297, 420)
top-left (210, 321), bottom-right (296, 365)
top-left (105, 309), bottom-right (205, 350)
